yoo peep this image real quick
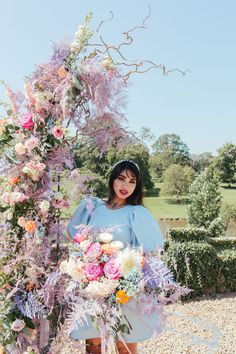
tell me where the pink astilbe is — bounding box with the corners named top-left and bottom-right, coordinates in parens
top-left (81, 58), bottom-right (128, 117)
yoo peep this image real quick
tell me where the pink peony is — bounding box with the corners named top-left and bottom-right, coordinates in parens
top-left (86, 242), bottom-right (103, 260)
top-left (103, 259), bottom-right (121, 280)
top-left (52, 126), bottom-right (64, 139)
top-left (20, 112), bottom-right (34, 130)
top-left (84, 262), bottom-right (103, 281)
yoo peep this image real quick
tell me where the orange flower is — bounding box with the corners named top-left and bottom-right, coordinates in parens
top-left (24, 220), bottom-right (36, 233)
top-left (116, 290), bottom-right (131, 305)
top-left (58, 66), bottom-right (67, 79)
top-left (0, 346), bottom-right (5, 354)
top-left (9, 176), bottom-right (20, 185)
top-left (101, 244), bottom-right (115, 255)
top-left (141, 256), bottom-right (145, 267)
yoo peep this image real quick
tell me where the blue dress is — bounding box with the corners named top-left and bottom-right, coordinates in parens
top-left (66, 197), bottom-right (164, 343)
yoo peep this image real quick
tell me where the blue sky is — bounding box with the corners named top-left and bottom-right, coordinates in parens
top-left (0, 0), bottom-right (235, 155)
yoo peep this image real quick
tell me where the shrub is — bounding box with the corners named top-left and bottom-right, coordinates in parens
top-left (163, 241), bottom-right (220, 299)
top-left (217, 250), bottom-right (236, 292)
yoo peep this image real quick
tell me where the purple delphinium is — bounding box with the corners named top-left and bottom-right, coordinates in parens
top-left (14, 291), bottom-right (46, 319)
top-left (143, 257), bottom-right (175, 290)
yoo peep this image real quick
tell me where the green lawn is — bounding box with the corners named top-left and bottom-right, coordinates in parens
top-left (144, 182), bottom-right (236, 219)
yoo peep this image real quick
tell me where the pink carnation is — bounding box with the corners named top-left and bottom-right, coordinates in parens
top-left (86, 242), bottom-right (103, 260)
top-left (20, 112), bottom-right (34, 130)
top-left (84, 262), bottom-right (103, 281)
top-left (52, 126), bottom-right (64, 139)
top-left (103, 259), bottom-right (121, 280)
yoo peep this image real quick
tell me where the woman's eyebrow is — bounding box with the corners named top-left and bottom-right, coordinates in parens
top-left (120, 173), bottom-right (136, 181)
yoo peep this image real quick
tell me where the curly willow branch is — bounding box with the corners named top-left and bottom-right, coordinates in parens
top-left (87, 5), bottom-right (189, 83)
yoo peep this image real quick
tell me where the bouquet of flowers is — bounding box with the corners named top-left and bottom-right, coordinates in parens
top-left (44, 224), bottom-right (192, 353)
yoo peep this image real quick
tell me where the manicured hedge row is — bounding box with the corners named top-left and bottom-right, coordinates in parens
top-left (167, 227), bottom-right (209, 243)
top-left (163, 228), bottom-right (236, 299)
top-left (163, 241), bottom-right (220, 299)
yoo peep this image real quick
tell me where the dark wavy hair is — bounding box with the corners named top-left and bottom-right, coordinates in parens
top-left (106, 160), bottom-right (144, 206)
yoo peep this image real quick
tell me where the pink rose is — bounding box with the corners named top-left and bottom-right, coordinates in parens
top-left (74, 232), bottom-right (88, 243)
top-left (86, 242), bottom-right (103, 260)
top-left (103, 259), bottom-right (121, 280)
top-left (11, 319), bottom-right (25, 332)
top-left (20, 112), bottom-right (34, 130)
top-left (73, 225), bottom-right (90, 243)
top-left (25, 137), bottom-right (39, 152)
top-left (84, 262), bottom-right (103, 281)
top-left (52, 126), bottom-right (64, 139)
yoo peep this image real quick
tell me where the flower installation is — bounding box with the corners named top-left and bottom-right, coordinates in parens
top-left (0, 9), bottom-right (186, 354)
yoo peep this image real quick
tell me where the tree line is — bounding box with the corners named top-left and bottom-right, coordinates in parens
top-left (73, 130), bottom-right (236, 199)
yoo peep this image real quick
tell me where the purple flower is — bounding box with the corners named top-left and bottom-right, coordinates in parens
top-left (50, 42), bottom-right (70, 66)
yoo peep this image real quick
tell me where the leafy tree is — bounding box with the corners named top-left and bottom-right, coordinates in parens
top-left (151, 133), bottom-right (191, 178)
top-left (190, 152), bottom-right (213, 173)
top-left (212, 143), bottom-right (236, 186)
top-left (161, 164), bottom-right (195, 203)
top-left (74, 140), bottom-right (154, 190)
top-left (187, 167), bottom-right (225, 236)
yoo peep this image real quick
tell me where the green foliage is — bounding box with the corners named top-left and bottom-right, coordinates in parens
top-left (74, 140), bottom-right (154, 190)
top-left (161, 164), bottom-right (195, 202)
top-left (163, 241), bottom-right (220, 298)
top-left (187, 167), bottom-right (223, 229)
top-left (151, 133), bottom-right (191, 178)
top-left (163, 227), bottom-right (236, 298)
top-left (207, 236), bottom-right (236, 251)
top-left (220, 202), bottom-right (236, 228)
top-left (167, 227), bottom-right (209, 243)
top-left (190, 152), bottom-right (213, 173)
top-left (212, 143), bottom-right (236, 185)
top-left (218, 250), bottom-right (236, 291)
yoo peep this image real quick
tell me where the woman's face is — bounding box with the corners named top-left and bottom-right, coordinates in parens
top-left (113, 169), bottom-right (137, 200)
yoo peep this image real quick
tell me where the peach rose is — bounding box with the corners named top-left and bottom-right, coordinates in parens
top-left (24, 221), bottom-right (36, 233)
top-left (58, 66), bottom-right (68, 79)
top-left (101, 244), bottom-right (115, 255)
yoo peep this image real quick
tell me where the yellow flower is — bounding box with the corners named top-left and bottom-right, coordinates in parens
top-left (116, 290), bottom-right (131, 305)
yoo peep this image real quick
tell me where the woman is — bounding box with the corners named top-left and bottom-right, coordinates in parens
top-left (67, 160), bottom-right (164, 354)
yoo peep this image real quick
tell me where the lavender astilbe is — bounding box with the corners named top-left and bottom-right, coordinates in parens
top-left (14, 291), bottom-right (46, 319)
top-left (50, 42), bottom-right (70, 67)
top-left (0, 157), bottom-right (10, 174)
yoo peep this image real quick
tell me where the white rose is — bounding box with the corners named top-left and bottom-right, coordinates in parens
top-left (15, 142), bottom-right (26, 155)
top-left (39, 200), bottom-right (50, 214)
top-left (99, 232), bottom-right (113, 243)
top-left (17, 216), bottom-right (26, 227)
top-left (80, 239), bottom-right (90, 251)
top-left (4, 209), bottom-right (13, 220)
top-left (60, 260), bottom-right (69, 274)
top-left (110, 240), bottom-right (124, 250)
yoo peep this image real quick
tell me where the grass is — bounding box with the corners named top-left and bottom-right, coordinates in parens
top-left (144, 182), bottom-right (236, 219)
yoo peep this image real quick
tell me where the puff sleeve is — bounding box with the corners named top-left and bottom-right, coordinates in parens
top-left (66, 197), bottom-right (98, 238)
top-left (129, 205), bottom-right (164, 252)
